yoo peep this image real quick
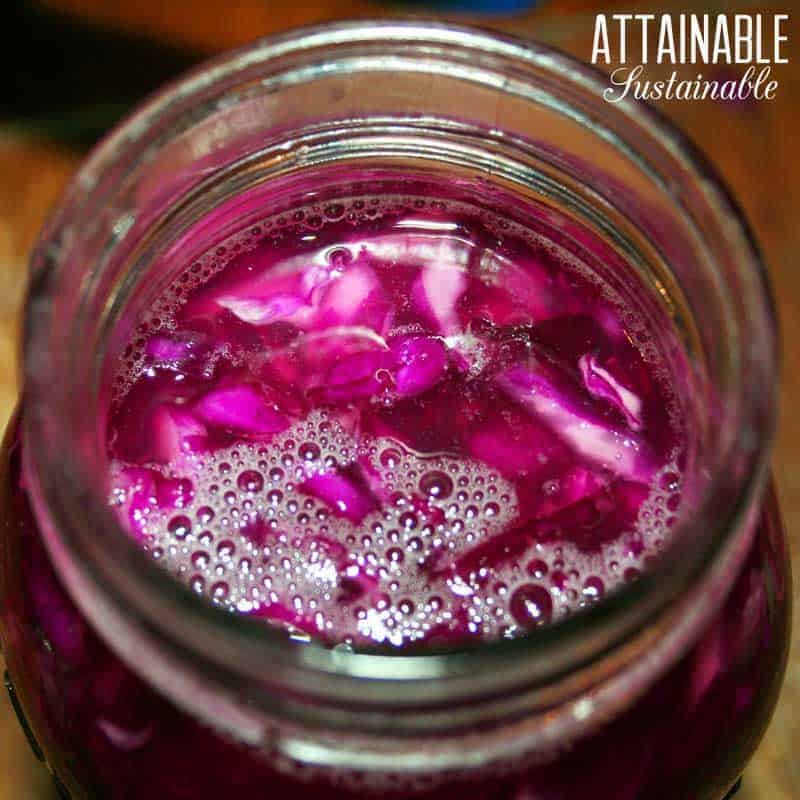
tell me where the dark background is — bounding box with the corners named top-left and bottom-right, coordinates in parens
top-left (0, 2), bottom-right (796, 797)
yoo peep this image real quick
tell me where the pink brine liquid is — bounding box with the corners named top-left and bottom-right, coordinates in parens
top-left (107, 190), bottom-right (685, 648)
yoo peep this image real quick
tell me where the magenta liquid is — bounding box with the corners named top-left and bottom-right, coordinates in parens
top-left (0, 187), bottom-right (788, 800)
top-left (107, 193), bottom-right (684, 647)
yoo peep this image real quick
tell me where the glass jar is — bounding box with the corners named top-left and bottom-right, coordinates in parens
top-left (0, 21), bottom-right (789, 800)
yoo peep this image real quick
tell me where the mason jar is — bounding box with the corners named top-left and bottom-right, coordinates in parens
top-left (0, 21), bottom-right (789, 800)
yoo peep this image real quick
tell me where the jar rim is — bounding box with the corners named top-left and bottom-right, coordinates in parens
top-left (22, 19), bottom-right (778, 704)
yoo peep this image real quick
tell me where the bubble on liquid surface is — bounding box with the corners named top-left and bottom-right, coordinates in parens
top-left (419, 471), bottom-right (453, 500)
top-left (509, 584), bottom-right (553, 628)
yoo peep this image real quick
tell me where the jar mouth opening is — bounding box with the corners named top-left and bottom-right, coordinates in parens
top-left (22, 20), bottom-right (778, 691)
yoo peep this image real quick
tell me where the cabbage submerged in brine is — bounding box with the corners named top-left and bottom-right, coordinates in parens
top-left (108, 188), bottom-right (685, 648)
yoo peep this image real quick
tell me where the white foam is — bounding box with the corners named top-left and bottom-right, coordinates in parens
top-left (110, 412), bottom-right (682, 647)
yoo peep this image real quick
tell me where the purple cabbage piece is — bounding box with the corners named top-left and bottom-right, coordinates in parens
top-left (144, 331), bottom-right (215, 376)
top-left (197, 257), bottom-right (393, 336)
top-left (445, 329), bottom-right (498, 379)
top-left (463, 283), bottom-right (528, 327)
top-left (411, 264), bottom-right (466, 335)
top-left (316, 264), bottom-right (393, 333)
top-left (96, 719), bottom-right (155, 753)
top-left (437, 520), bottom-right (535, 582)
top-left (533, 465), bottom-right (607, 519)
top-left (299, 328), bottom-right (382, 368)
top-left (390, 335), bottom-right (448, 397)
top-left (296, 329), bottom-right (395, 403)
top-left (321, 348), bottom-right (394, 403)
top-left (494, 255), bottom-right (552, 317)
top-left (215, 293), bottom-right (308, 326)
top-left (462, 256), bottom-right (552, 326)
top-left (146, 334), bottom-right (199, 363)
top-left (499, 363), bottom-right (657, 483)
top-left (466, 404), bottom-right (569, 481)
top-left (213, 267), bottom-right (314, 327)
top-left (149, 405), bottom-right (207, 463)
top-left (183, 268), bottom-right (313, 328)
top-left (536, 479), bottom-right (647, 552)
top-left (336, 566), bottom-right (380, 606)
top-left (579, 353), bottom-right (644, 431)
top-left (356, 456), bottom-right (391, 505)
top-left (300, 470), bottom-right (378, 524)
top-left (300, 262), bottom-right (339, 301)
top-left (194, 384), bottom-right (289, 434)
top-left (358, 231), bottom-right (472, 274)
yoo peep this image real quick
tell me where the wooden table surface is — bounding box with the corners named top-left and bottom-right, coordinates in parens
top-left (1, 2), bottom-right (796, 797)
